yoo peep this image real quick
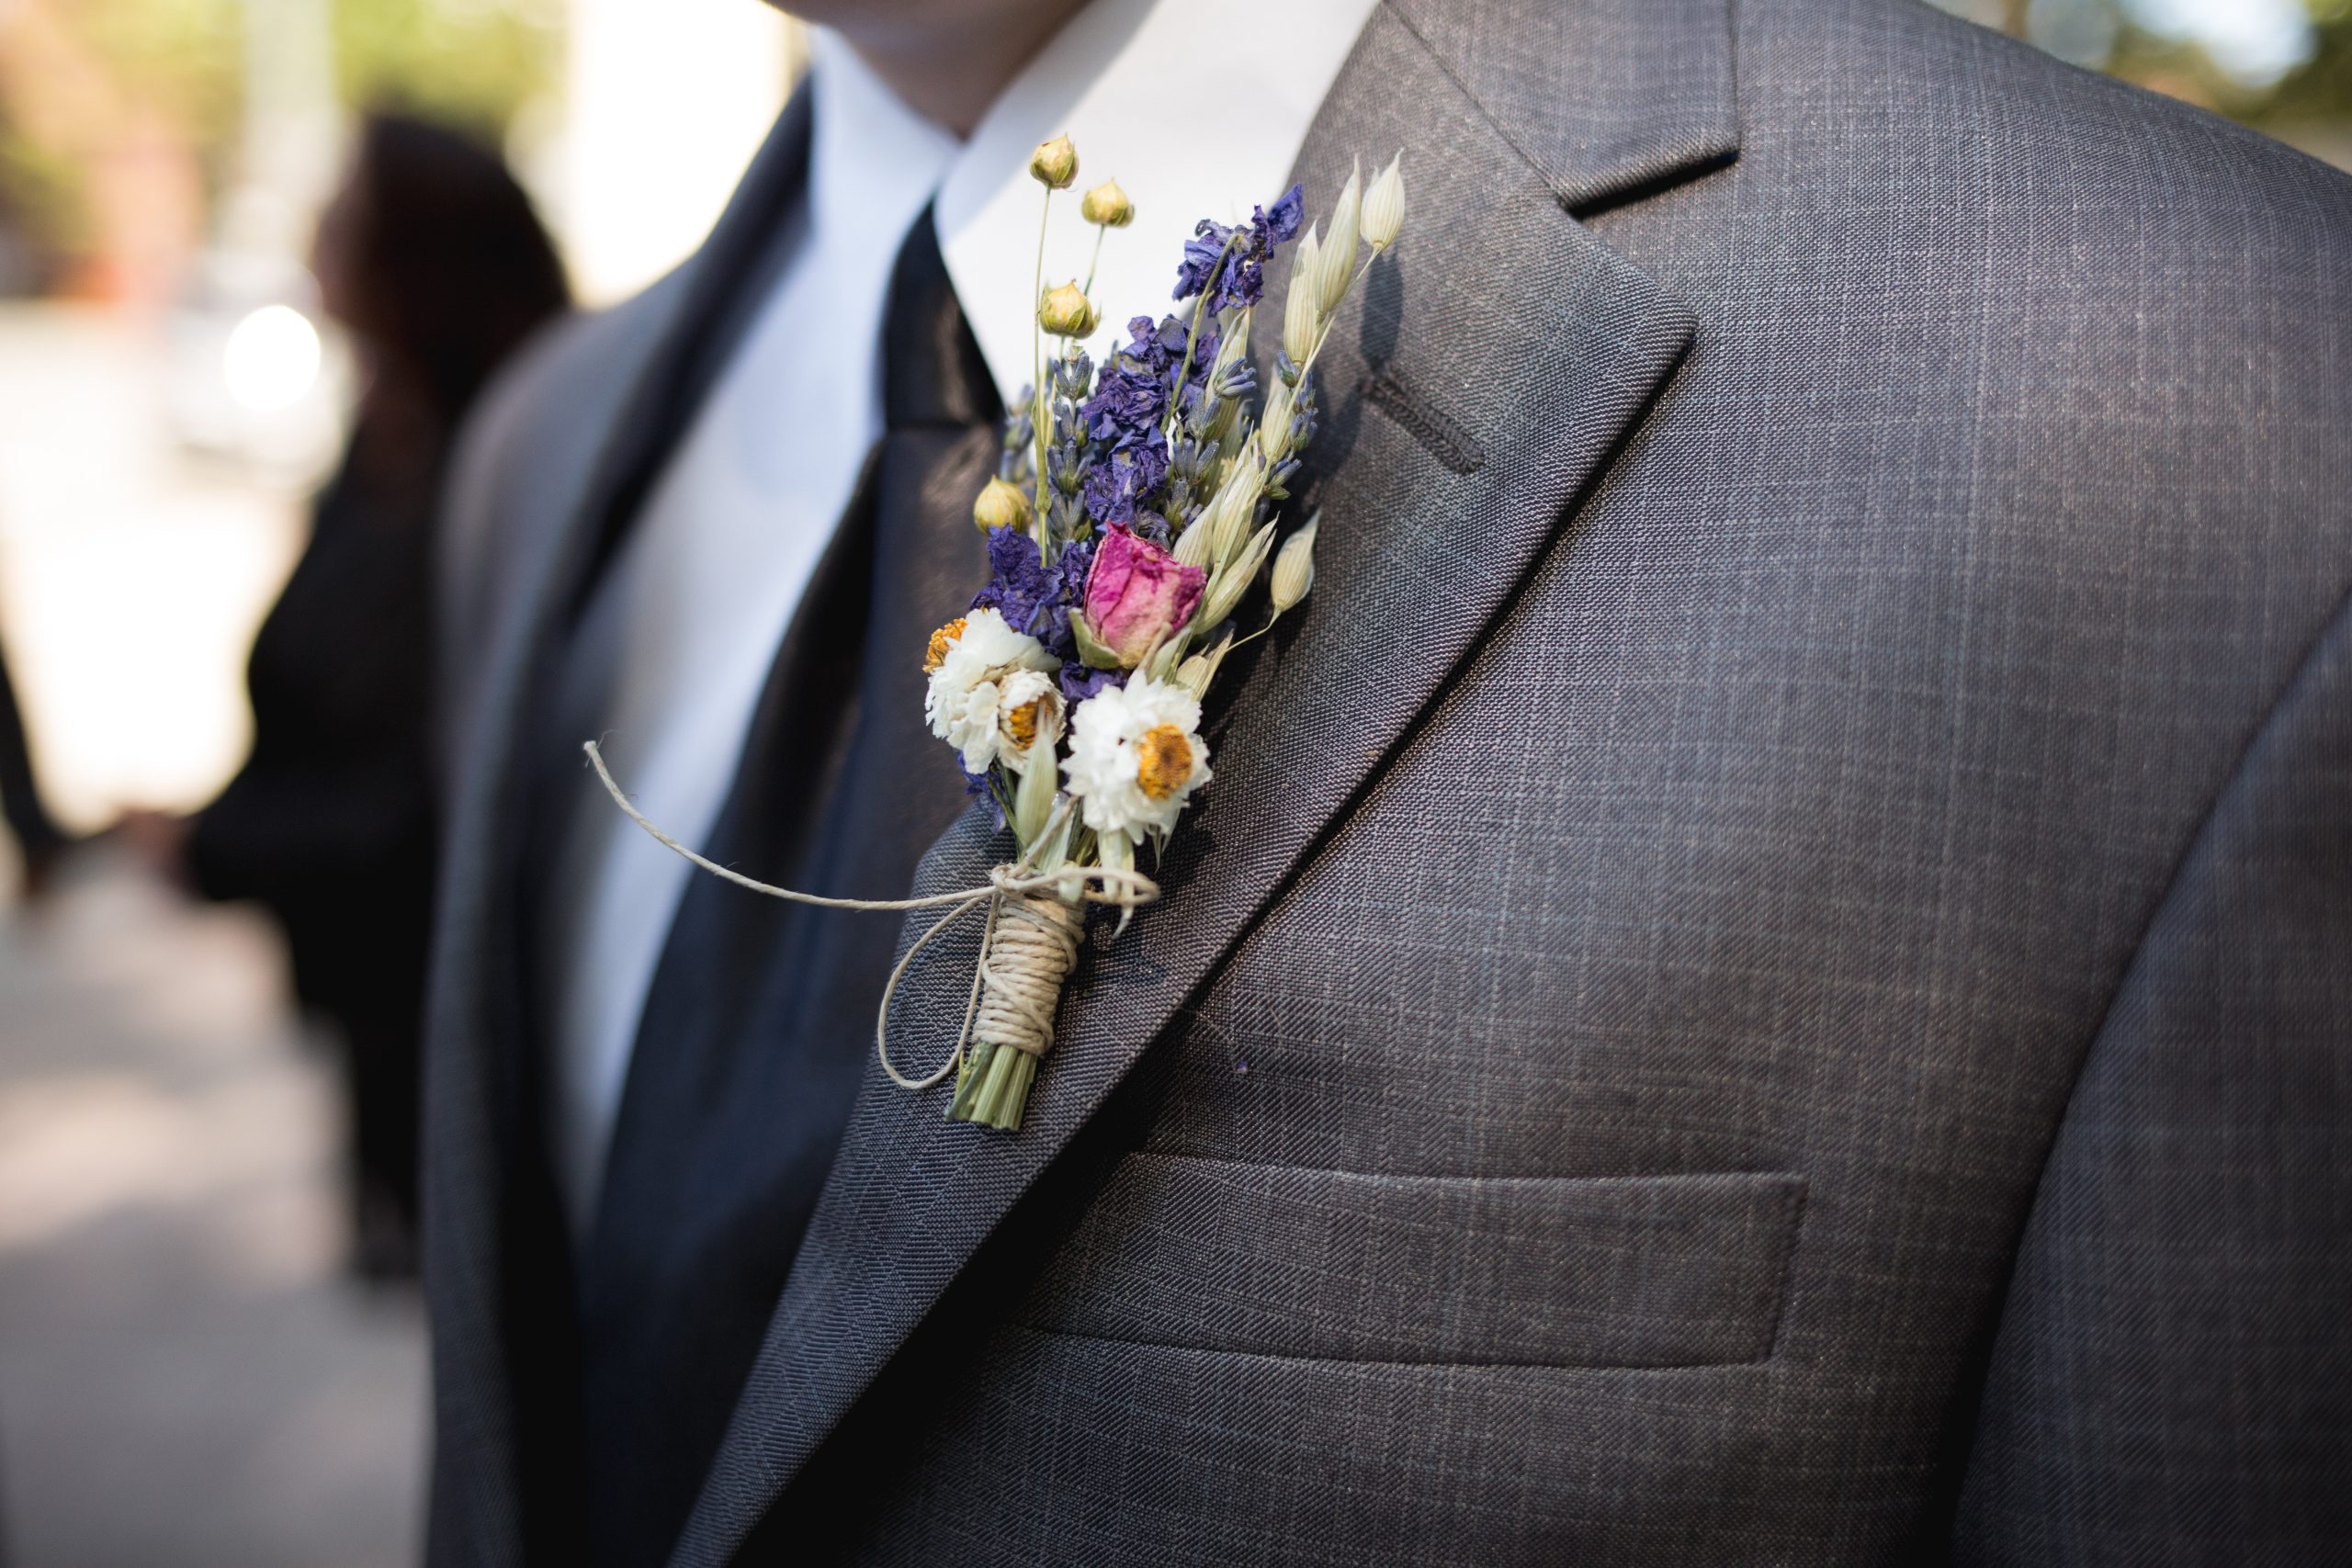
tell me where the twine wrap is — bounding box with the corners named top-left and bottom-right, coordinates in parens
top-left (582, 740), bottom-right (1155, 1102)
top-left (974, 894), bottom-right (1083, 1060)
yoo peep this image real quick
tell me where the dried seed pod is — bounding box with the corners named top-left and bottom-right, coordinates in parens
top-left (973, 476), bottom-right (1033, 533)
top-left (1080, 179), bottom-right (1134, 227)
top-left (1029, 135), bottom-right (1078, 189)
top-left (1037, 280), bottom-right (1099, 337)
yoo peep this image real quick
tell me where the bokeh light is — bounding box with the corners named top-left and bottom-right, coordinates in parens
top-left (220, 303), bottom-right (321, 412)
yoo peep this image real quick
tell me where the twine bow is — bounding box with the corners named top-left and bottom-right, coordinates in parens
top-left (583, 740), bottom-right (1159, 1092)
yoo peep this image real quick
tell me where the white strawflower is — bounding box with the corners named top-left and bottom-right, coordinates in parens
top-left (925, 607), bottom-right (1055, 773)
top-left (994, 667), bottom-right (1064, 759)
top-left (1063, 674), bottom-right (1212, 840)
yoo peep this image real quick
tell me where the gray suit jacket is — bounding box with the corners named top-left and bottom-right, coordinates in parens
top-left (424, 1), bottom-right (2352, 1562)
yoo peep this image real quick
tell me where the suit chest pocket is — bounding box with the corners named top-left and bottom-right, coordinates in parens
top-left (1017, 1154), bottom-right (1806, 1369)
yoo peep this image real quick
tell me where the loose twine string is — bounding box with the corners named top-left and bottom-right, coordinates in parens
top-left (582, 740), bottom-right (1159, 1091)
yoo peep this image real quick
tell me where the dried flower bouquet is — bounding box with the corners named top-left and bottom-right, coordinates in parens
top-left (922, 135), bottom-right (1405, 1131)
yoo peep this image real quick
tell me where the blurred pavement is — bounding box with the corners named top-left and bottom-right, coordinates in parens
top-left (0, 847), bottom-right (424, 1567)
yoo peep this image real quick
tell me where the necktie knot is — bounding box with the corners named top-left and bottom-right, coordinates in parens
top-left (883, 208), bottom-right (1000, 432)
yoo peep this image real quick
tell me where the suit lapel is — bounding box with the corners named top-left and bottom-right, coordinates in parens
top-left (477, 83), bottom-right (817, 1024)
top-left (426, 89), bottom-right (817, 1562)
top-left (675, 2), bottom-right (1733, 1560)
top-left (474, 86), bottom-right (820, 1222)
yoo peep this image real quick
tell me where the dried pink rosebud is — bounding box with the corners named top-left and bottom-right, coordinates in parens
top-left (1083, 524), bottom-right (1208, 668)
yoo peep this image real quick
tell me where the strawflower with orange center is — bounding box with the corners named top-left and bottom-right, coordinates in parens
top-left (924, 616), bottom-right (967, 673)
top-left (1061, 672), bottom-right (1210, 840)
top-left (1135, 724), bottom-right (1193, 800)
top-left (993, 669), bottom-right (1062, 760)
top-left (1007, 698), bottom-right (1043, 750)
top-left (924, 608), bottom-right (1055, 773)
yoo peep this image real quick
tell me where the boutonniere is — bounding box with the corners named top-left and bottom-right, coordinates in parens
top-left (590, 134), bottom-right (1406, 1134)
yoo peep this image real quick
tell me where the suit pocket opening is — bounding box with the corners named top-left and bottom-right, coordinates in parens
top-left (1015, 1155), bottom-right (1807, 1370)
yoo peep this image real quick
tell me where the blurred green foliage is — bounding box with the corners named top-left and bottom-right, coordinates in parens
top-left (74, 0), bottom-right (246, 153)
top-left (0, 116), bottom-right (89, 265)
top-left (13, 0), bottom-right (557, 185)
top-left (2258, 0), bottom-right (2352, 126)
top-left (331, 0), bottom-right (560, 140)
top-left (1978, 0), bottom-right (2352, 126)
top-left (0, 0), bottom-right (559, 277)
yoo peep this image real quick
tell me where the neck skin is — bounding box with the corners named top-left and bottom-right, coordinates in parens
top-left (786, 0), bottom-right (1091, 137)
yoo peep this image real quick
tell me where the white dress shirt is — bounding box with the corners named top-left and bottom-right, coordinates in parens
top-left (548, 0), bottom-right (1381, 1232)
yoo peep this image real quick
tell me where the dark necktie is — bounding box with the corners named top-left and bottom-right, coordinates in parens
top-left (573, 210), bottom-right (999, 1568)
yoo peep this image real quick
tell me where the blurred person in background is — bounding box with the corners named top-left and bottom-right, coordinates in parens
top-left (136, 111), bottom-right (568, 1279)
top-left (0, 630), bottom-right (68, 898)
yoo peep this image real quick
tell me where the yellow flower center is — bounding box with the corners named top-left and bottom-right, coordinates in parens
top-left (1135, 724), bottom-right (1193, 801)
top-left (1005, 697), bottom-right (1042, 750)
top-left (923, 617), bottom-right (967, 673)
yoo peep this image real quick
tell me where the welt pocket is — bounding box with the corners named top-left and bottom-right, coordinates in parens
top-left (1016, 1155), bottom-right (1806, 1370)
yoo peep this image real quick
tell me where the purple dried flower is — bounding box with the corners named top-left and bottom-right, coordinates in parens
top-left (1081, 440), bottom-right (1170, 525)
top-left (1079, 314), bottom-right (1217, 525)
top-left (1170, 184), bottom-right (1306, 312)
top-left (1051, 536), bottom-right (1095, 622)
top-left (969, 527), bottom-right (1061, 657)
top-left (1173, 224), bottom-right (1230, 303)
top-left (1080, 318), bottom-right (1170, 439)
top-left (1260, 184), bottom-right (1306, 245)
top-left (1059, 664), bottom-right (1123, 703)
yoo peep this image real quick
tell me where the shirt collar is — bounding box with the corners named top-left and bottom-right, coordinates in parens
top-left (934, 0), bottom-right (1381, 403)
top-left (804, 29), bottom-right (960, 262)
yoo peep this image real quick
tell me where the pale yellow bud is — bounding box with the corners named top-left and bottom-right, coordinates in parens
top-left (972, 476), bottom-right (1032, 533)
top-left (1171, 514), bottom-right (1216, 570)
top-left (1029, 135), bottom-right (1078, 189)
top-left (1257, 380), bottom-right (1295, 465)
top-left (1317, 160), bottom-right (1361, 316)
top-left (1199, 523), bottom-right (1276, 629)
top-left (1363, 153), bottom-right (1405, 251)
top-left (1099, 826), bottom-right (1137, 935)
top-left (1145, 631), bottom-right (1188, 682)
top-left (1080, 179), bottom-right (1133, 227)
top-left (1175, 631), bottom-right (1234, 700)
top-left (1037, 280), bottom-right (1099, 338)
top-left (1206, 458), bottom-right (1266, 565)
top-left (1211, 311), bottom-right (1251, 378)
top-left (1269, 513), bottom-right (1318, 613)
top-left (1283, 225), bottom-right (1321, 366)
top-left (1174, 651), bottom-right (1213, 698)
top-left (1012, 738), bottom-right (1057, 845)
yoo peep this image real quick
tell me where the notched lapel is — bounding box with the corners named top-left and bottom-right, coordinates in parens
top-left (1387, 0), bottom-right (1739, 214)
top-left (675, 2), bottom-right (1732, 1559)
